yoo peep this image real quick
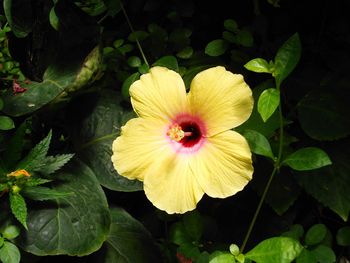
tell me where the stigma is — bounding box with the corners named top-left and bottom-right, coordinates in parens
top-left (167, 124), bottom-right (185, 142)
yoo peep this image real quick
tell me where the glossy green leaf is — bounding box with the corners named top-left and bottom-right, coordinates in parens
top-left (0, 241), bottom-right (20, 263)
top-left (101, 207), bottom-right (160, 263)
top-left (305, 224), bottom-right (327, 246)
top-left (282, 147), bottom-right (332, 171)
top-left (243, 129), bottom-right (274, 159)
top-left (0, 116), bottom-right (15, 130)
top-left (244, 58), bottom-right (271, 73)
top-left (72, 91), bottom-right (142, 191)
top-left (297, 90), bottom-right (350, 141)
top-left (3, 0), bottom-right (33, 38)
top-left (209, 251), bottom-right (235, 263)
top-left (21, 186), bottom-right (72, 201)
top-left (336, 226), bottom-right (350, 246)
top-left (258, 88), bottom-right (280, 122)
top-left (153, 55), bottom-right (179, 72)
top-left (205, 39), bottom-right (229, 56)
top-left (310, 245), bottom-right (335, 263)
top-left (9, 192), bottom-right (27, 229)
top-left (224, 19), bottom-right (238, 33)
top-left (18, 159), bottom-right (110, 256)
top-left (245, 237), bottom-right (303, 263)
top-left (49, 7), bottom-right (59, 31)
top-left (122, 72), bottom-right (140, 99)
top-left (274, 33), bottom-right (301, 86)
top-left (296, 143), bottom-right (350, 221)
top-left (2, 225), bottom-right (20, 240)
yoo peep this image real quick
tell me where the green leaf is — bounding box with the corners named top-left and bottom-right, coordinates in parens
top-left (21, 186), bottom-right (72, 201)
top-left (236, 80), bottom-right (280, 138)
top-left (235, 30), bottom-right (254, 47)
top-left (9, 192), bottom-right (27, 229)
top-left (16, 131), bottom-right (52, 173)
top-left (257, 88), bottom-right (280, 122)
top-left (274, 33), bottom-right (301, 86)
top-left (336, 226), bottom-right (350, 246)
top-left (104, 0), bottom-right (121, 17)
top-left (3, 0), bottom-right (33, 38)
top-left (0, 241), bottom-right (20, 263)
top-left (205, 39), bottom-right (229, 56)
top-left (243, 129), bottom-right (274, 159)
top-left (297, 90), bottom-right (350, 141)
top-left (121, 72), bottom-right (140, 99)
top-left (305, 224), bottom-right (327, 246)
top-left (244, 58), bottom-right (271, 73)
top-left (153, 55), bottom-right (179, 72)
top-left (177, 46), bottom-right (194, 59)
top-left (296, 249), bottom-right (317, 263)
top-left (127, 56), bottom-right (142, 68)
top-left (49, 7), bottom-right (59, 31)
top-left (296, 143), bottom-right (350, 221)
top-left (310, 245), bottom-right (335, 263)
top-left (0, 98), bottom-right (3, 111)
top-left (101, 207), bottom-right (160, 263)
top-left (2, 225), bottom-right (20, 240)
top-left (224, 19), bottom-right (238, 33)
top-left (245, 237), bottom-right (303, 263)
top-left (183, 210), bottom-right (203, 242)
top-left (128, 30), bottom-right (149, 42)
top-left (282, 147), bottom-right (332, 171)
top-left (3, 46), bottom-right (101, 117)
top-left (18, 159), bottom-right (110, 256)
top-left (281, 224), bottom-right (304, 241)
top-left (209, 251), bottom-right (235, 263)
top-left (24, 178), bottom-right (52, 187)
top-left (35, 154), bottom-right (75, 175)
top-left (0, 116), bottom-right (15, 130)
top-left (72, 91), bottom-right (142, 191)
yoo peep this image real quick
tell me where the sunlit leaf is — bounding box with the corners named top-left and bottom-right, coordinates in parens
top-left (257, 88), bottom-right (280, 122)
top-left (244, 58), bottom-right (271, 73)
top-left (0, 241), bottom-right (20, 263)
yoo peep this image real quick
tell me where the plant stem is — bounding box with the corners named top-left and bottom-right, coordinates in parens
top-left (239, 80), bottom-right (284, 253)
top-left (120, 1), bottom-right (149, 67)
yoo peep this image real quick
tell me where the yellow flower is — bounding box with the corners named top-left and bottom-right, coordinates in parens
top-left (7, 169), bottom-right (31, 178)
top-left (111, 66), bottom-right (254, 214)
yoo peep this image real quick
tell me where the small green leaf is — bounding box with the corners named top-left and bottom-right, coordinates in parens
top-left (257, 88), bottom-right (280, 122)
top-left (236, 30), bottom-right (254, 47)
top-left (224, 19), bottom-right (238, 33)
top-left (127, 56), bottom-right (142, 68)
top-left (24, 178), bottom-right (52, 187)
top-left (245, 237), bottom-right (303, 263)
top-left (35, 154), bottom-right (75, 175)
top-left (282, 147), bottom-right (332, 171)
top-left (229, 244), bottom-right (239, 256)
top-left (274, 33), bottom-right (301, 86)
top-left (49, 7), bottom-right (59, 30)
top-left (183, 210), bottom-right (203, 242)
top-left (153, 55), bottom-right (179, 72)
top-left (0, 241), bottom-right (20, 263)
top-left (113, 39), bottom-right (124, 48)
top-left (176, 46), bottom-right (193, 59)
top-left (296, 249), bottom-right (317, 263)
top-left (21, 186), bottom-right (73, 201)
top-left (128, 30), bottom-right (149, 42)
top-left (305, 224), bottom-right (327, 246)
top-left (336, 226), bottom-right (350, 246)
top-left (122, 72), bottom-right (140, 100)
top-left (209, 251), bottom-right (235, 263)
top-left (0, 116), bottom-right (15, 130)
top-left (310, 245), bottom-right (335, 263)
top-left (9, 192), bottom-right (27, 229)
top-left (16, 130), bottom-right (52, 172)
top-left (244, 58), bottom-right (271, 73)
top-left (281, 224), bottom-right (304, 241)
top-left (2, 226), bottom-right (20, 240)
top-left (205, 39), bottom-right (229, 56)
top-left (243, 129), bottom-right (274, 159)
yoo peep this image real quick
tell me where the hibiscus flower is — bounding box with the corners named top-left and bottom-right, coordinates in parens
top-left (111, 66), bottom-right (254, 214)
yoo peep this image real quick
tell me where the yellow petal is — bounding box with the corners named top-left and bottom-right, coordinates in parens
top-left (188, 66), bottom-right (253, 136)
top-left (111, 117), bottom-right (169, 181)
top-left (192, 130), bottom-right (253, 198)
top-left (144, 154), bottom-right (204, 214)
top-left (130, 67), bottom-right (189, 121)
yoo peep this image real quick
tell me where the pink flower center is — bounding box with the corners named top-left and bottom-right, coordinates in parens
top-left (166, 114), bottom-right (206, 154)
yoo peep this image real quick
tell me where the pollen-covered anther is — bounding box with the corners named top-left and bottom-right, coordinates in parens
top-left (166, 123), bottom-right (185, 142)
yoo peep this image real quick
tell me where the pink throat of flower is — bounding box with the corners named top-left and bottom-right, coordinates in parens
top-left (166, 114), bottom-right (207, 154)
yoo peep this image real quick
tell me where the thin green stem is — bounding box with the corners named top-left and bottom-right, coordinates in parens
top-left (120, 1), bottom-right (149, 67)
top-left (239, 80), bottom-right (285, 253)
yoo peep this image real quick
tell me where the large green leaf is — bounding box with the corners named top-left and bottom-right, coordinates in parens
top-left (297, 90), bottom-right (350, 141)
top-left (72, 90), bottom-right (142, 192)
top-left (18, 159), bottom-right (110, 256)
top-left (100, 207), bottom-right (160, 263)
top-left (274, 33), bottom-right (301, 86)
top-left (3, 46), bottom-right (101, 117)
top-left (296, 142), bottom-right (350, 221)
top-left (245, 237), bottom-right (303, 263)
